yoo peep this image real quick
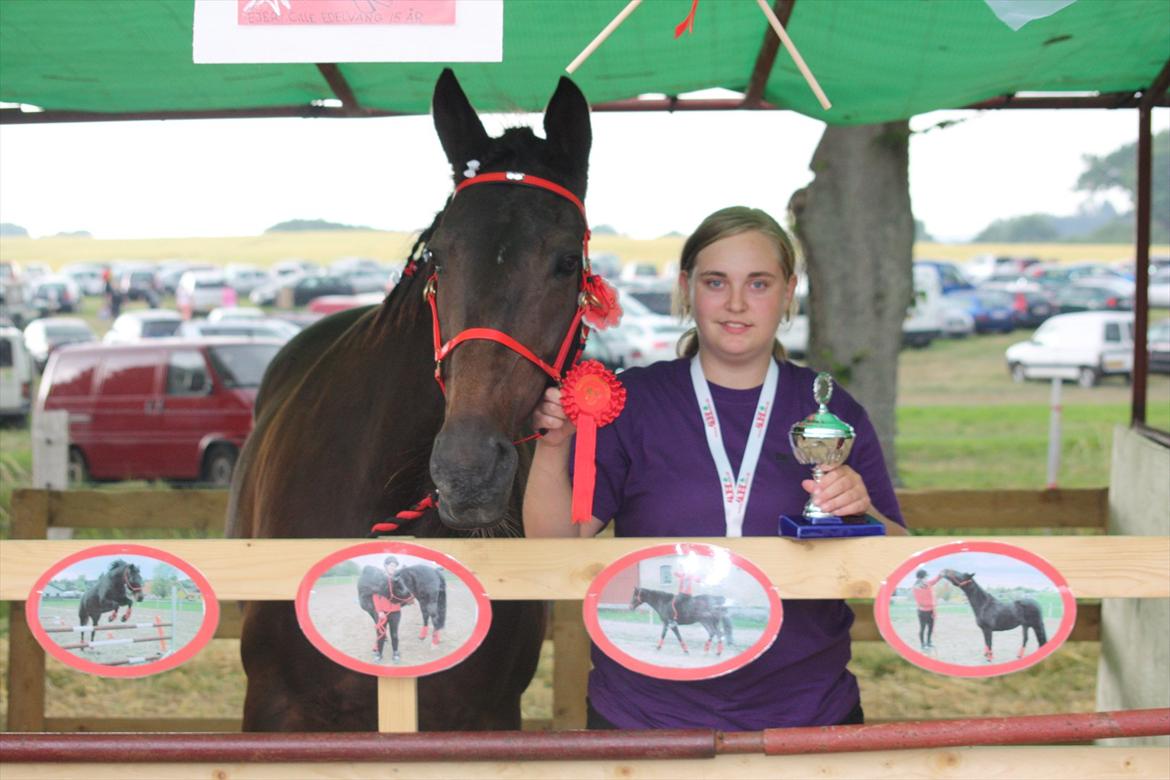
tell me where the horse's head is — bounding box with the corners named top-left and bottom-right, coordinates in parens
top-left (630, 587), bottom-right (644, 610)
top-left (115, 560), bottom-right (145, 602)
top-left (941, 569), bottom-right (973, 588)
top-left (425, 69), bottom-right (593, 530)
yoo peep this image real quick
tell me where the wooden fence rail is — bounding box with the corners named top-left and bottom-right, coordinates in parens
top-left (2, 486), bottom-right (1128, 735)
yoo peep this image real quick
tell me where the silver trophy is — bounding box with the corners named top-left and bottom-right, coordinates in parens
top-left (789, 372), bottom-right (855, 522)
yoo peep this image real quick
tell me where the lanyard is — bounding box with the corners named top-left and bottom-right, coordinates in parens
top-left (689, 357), bottom-right (779, 537)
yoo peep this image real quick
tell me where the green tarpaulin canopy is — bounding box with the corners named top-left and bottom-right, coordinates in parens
top-left (1, 0), bottom-right (1167, 124)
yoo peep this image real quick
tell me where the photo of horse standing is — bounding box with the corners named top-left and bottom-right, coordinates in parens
top-left (77, 559), bottom-right (145, 645)
top-left (941, 568), bottom-right (1049, 661)
top-left (227, 68), bottom-right (593, 731)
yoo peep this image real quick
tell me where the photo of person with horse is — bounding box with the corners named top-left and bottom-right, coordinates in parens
top-left (303, 551), bottom-right (473, 670)
top-left (882, 549), bottom-right (1068, 671)
top-left (525, 205), bottom-right (906, 730)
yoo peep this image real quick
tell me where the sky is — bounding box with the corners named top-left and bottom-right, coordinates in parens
top-left (0, 105), bottom-right (1166, 243)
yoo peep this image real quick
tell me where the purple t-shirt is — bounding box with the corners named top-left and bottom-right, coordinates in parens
top-left (580, 357), bottom-right (903, 730)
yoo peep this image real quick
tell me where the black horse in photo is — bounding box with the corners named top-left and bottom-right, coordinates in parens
top-left (941, 568), bottom-right (1048, 661)
top-left (356, 566), bottom-right (413, 663)
top-left (77, 559), bottom-right (145, 645)
top-left (394, 565), bottom-right (447, 645)
top-left (630, 587), bottom-right (734, 655)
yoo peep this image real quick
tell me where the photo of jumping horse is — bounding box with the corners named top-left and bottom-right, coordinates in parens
top-left (941, 568), bottom-right (1049, 661)
top-left (227, 68), bottom-right (594, 731)
top-left (630, 586), bottom-right (734, 655)
top-left (77, 559), bottom-right (145, 646)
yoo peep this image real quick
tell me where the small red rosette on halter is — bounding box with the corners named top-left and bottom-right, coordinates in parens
top-left (560, 359), bottom-right (626, 524)
top-left (581, 273), bottom-right (622, 330)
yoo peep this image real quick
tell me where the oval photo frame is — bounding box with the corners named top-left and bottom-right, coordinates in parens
top-left (26, 544), bottom-right (220, 678)
top-left (875, 540), bottom-right (1077, 677)
top-left (295, 541), bottom-right (492, 677)
top-left (583, 543), bottom-right (783, 681)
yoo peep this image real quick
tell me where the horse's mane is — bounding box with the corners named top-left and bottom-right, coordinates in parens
top-left (107, 559), bottom-right (127, 571)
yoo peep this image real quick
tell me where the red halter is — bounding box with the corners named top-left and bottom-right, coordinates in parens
top-left (425, 171), bottom-right (594, 395)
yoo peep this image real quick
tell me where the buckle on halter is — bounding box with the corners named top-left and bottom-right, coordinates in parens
top-left (578, 290), bottom-right (599, 308)
top-left (505, 172), bottom-right (525, 181)
top-left (423, 277), bottom-right (437, 301)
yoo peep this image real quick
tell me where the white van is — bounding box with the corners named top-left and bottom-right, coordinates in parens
top-left (1004, 311), bottom-right (1134, 387)
top-left (903, 265), bottom-right (945, 348)
top-left (0, 323), bottom-right (33, 424)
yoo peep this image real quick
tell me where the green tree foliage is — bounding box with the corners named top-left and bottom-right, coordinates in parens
top-left (265, 218), bottom-right (371, 233)
top-left (324, 560), bottom-right (361, 578)
top-left (151, 562), bottom-right (178, 598)
top-left (974, 213), bottom-right (1060, 242)
top-left (1077, 129), bottom-right (1169, 237)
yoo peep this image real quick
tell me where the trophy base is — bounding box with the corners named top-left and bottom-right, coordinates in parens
top-left (779, 513), bottom-right (886, 539)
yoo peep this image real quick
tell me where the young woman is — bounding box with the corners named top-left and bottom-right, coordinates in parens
top-left (524, 206), bottom-right (905, 730)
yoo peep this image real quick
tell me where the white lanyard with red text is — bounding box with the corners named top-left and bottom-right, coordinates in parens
top-left (689, 356), bottom-right (779, 537)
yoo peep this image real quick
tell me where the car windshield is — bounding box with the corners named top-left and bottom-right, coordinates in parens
top-left (142, 320), bottom-right (181, 337)
top-left (625, 290), bottom-right (673, 316)
top-left (208, 344), bottom-right (281, 388)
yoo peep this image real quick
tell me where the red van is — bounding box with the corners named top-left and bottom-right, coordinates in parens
top-left (37, 338), bottom-right (282, 486)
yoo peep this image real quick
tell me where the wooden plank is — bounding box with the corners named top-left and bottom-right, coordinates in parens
top-left (21, 488), bottom-right (1110, 532)
top-left (42, 717), bottom-right (242, 732)
top-left (34, 489), bottom-right (228, 532)
top-left (551, 600), bottom-right (589, 730)
top-left (848, 603), bottom-right (1102, 642)
top-left (377, 677), bottom-right (418, 733)
top-left (7, 490), bottom-right (48, 732)
top-left (2, 537), bottom-right (1166, 601)
top-left (1, 747), bottom-right (1167, 779)
top-left (898, 488), bottom-right (1109, 529)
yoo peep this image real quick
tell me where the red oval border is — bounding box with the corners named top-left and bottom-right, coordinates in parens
top-left (874, 540), bottom-right (1077, 677)
top-left (582, 543), bottom-right (783, 681)
top-left (25, 544), bottom-right (220, 679)
top-left (294, 541), bottom-right (492, 677)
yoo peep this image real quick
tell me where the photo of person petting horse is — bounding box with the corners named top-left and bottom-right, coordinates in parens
top-left (590, 550), bottom-right (778, 677)
top-left (882, 548), bottom-right (1070, 673)
top-left (302, 552), bottom-right (480, 671)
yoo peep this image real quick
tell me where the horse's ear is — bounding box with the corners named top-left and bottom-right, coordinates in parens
top-left (542, 76), bottom-right (592, 187)
top-left (432, 68), bottom-right (490, 173)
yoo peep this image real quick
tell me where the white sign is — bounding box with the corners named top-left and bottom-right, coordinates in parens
top-left (193, 0), bottom-right (503, 64)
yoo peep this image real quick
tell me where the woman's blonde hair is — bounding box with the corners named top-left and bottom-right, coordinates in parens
top-left (673, 206), bottom-right (800, 360)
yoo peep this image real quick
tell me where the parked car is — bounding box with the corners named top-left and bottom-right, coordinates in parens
top-left (0, 323), bottom-right (33, 424)
top-left (619, 284), bottom-right (674, 317)
top-left (914, 260), bottom-right (974, 295)
top-left (22, 317), bottom-right (98, 372)
top-left (208, 306), bottom-right (266, 322)
top-left (103, 309), bottom-right (183, 344)
top-left (1148, 266), bottom-right (1170, 309)
top-left (38, 338), bottom-right (283, 485)
top-left (1051, 284), bottom-right (1133, 314)
top-left (27, 275), bottom-right (82, 315)
top-left (224, 264), bottom-right (270, 297)
top-left (156, 262), bottom-right (217, 295)
top-left (942, 289), bottom-right (1015, 333)
top-left (581, 327), bottom-right (630, 372)
top-left (119, 267), bottom-right (161, 303)
top-left (251, 273), bottom-right (354, 307)
top-left (177, 318), bottom-right (300, 342)
top-left (307, 292), bottom-right (385, 315)
top-left (979, 283), bottom-right (1054, 328)
top-left (60, 263), bottom-right (107, 296)
top-left (177, 270), bottom-right (232, 315)
top-left (1149, 318), bottom-right (1170, 375)
top-left (1004, 311), bottom-right (1134, 387)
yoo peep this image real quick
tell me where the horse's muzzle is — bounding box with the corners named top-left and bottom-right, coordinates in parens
top-left (430, 418), bottom-right (518, 531)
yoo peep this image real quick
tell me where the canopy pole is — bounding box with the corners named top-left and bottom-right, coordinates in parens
top-left (742, 1), bottom-right (796, 109)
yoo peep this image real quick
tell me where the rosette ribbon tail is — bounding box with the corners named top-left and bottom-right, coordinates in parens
top-left (572, 412), bottom-right (599, 524)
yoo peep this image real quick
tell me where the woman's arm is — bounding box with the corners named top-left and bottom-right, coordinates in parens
top-left (522, 388), bottom-right (605, 539)
top-left (801, 464), bottom-right (908, 536)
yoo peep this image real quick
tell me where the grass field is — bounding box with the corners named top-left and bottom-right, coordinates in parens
top-left (1, 234), bottom-right (1167, 730)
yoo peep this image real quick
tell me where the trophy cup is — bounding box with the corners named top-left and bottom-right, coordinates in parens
top-left (779, 372), bottom-right (885, 539)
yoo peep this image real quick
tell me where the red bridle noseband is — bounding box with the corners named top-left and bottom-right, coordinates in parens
top-left (424, 171), bottom-right (594, 395)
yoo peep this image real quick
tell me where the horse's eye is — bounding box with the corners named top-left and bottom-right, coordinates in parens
top-left (555, 253), bottom-right (581, 277)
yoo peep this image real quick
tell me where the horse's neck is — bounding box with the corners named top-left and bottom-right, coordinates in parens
top-left (963, 582), bottom-right (993, 609)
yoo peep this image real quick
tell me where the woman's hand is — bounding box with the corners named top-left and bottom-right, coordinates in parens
top-left (801, 464), bottom-right (871, 518)
top-left (533, 387), bottom-right (576, 448)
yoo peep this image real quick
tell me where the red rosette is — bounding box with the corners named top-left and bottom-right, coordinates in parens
top-left (560, 360), bottom-right (626, 524)
top-left (581, 273), bottom-right (622, 331)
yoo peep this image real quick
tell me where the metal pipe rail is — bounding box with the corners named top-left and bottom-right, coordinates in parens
top-left (2, 709), bottom-right (1166, 763)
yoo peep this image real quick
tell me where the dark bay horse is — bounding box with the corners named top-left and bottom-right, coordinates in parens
top-left (630, 587), bottom-right (734, 655)
top-left (78, 560), bottom-right (144, 645)
top-left (941, 569), bottom-right (1048, 661)
top-left (227, 68), bottom-right (592, 731)
top-left (394, 565), bottom-right (447, 645)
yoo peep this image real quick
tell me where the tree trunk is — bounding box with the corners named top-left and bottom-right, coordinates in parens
top-left (789, 121), bottom-right (914, 478)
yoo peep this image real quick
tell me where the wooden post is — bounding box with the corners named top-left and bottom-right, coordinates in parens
top-left (377, 677), bottom-right (418, 732)
top-left (552, 600), bottom-right (589, 729)
top-left (31, 411), bottom-right (70, 540)
top-left (6, 490), bottom-right (49, 731)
